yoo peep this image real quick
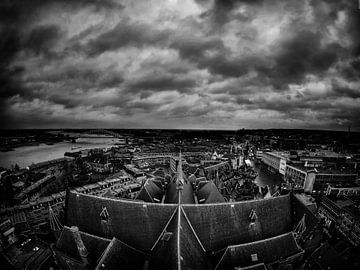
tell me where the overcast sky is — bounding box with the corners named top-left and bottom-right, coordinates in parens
top-left (0, 0), bottom-right (359, 130)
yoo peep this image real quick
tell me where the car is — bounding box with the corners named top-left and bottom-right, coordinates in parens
top-left (32, 246), bottom-right (39, 252)
top-left (20, 238), bottom-right (31, 247)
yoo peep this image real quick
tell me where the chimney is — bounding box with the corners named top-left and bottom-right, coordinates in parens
top-left (70, 226), bottom-right (89, 266)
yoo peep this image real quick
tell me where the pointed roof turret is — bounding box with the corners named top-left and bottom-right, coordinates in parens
top-left (49, 206), bottom-right (63, 234)
top-left (176, 151), bottom-right (184, 189)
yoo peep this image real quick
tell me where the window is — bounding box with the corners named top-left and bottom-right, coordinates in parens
top-left (161, 232), bottom-right (173, 241)
top-left (249, 209), bottom-right (257, 224)
top-left (251, 253), bottom-right (258, 262)
top-left (100, 207), bottom-right (109, 221)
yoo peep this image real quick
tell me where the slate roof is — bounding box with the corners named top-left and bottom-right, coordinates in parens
top-left (57, 153), bottom-right (310, 270)
top-left (135, 179), bottom-right (164, 203)
top-left (95, 238), bottom-right (145, 270)
top-left (62, 192), bottom-right (298, 269)
top-left (182, 195), bottom-right (292, 251)
top-left (237, 263), bottom-right (268, 270)
top-left (56, 226), bottom-right (111, 264)
top-left (164, 178), bottom-right (195, 204)
top-left (196, 181), bottom-right (226, 204)
top-left (65, 192), bottom-right (177, 251)
top-left (215, 232), bottom-right (303, 269)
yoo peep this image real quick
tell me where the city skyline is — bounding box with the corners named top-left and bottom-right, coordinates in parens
top-left (1, 0), bottom-right (360, 130)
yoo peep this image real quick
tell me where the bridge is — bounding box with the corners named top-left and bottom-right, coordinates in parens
top-left (80, 129), bottom-right (123, 138)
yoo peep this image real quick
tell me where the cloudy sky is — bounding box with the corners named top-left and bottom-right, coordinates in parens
top-left (0, 0), bottom-right (359, 130)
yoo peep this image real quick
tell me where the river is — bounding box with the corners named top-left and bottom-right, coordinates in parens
top-left (0, 141), bottom-right (282, 188)
top-left (0, 137), bottom-right (117, 169)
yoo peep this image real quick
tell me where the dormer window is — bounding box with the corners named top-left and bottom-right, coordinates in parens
top-left (161, 232), bottom-right (173, 241)
top-left (249, 209), bottom-right (257, 224)
top-left (251, 253), bottom-right (258, 262)
top-left (100, 207), bottom-right (109, 221)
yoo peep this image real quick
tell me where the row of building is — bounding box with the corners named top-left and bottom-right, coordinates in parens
top-left (260, 151), bottom-right (359, 193)
top-left (0, 175), bottom-right (141, 239)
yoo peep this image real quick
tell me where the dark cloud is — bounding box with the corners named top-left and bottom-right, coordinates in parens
top-left (0, 0), bottom-right (359, 129)
top-left (24, 25), bottom-right (63, 56)
top-left (0, 27), bottom-right (26, 104)
top-left (0, 0), bottom-right (123, 126)
top-left (331, 80), bottom-right (360, 99)
top-left (86, 20), bottom-right (170, 56)
top-left (171, 37), bottom-right (224, 60)
top-left (171, 37), bottom-right (255, 78)
top-left (262, 31), bottom-right (341, 89)
top-left (128, 73), bottom-right (196, 93)
top-left (209, 0), bottom-right (263, 26)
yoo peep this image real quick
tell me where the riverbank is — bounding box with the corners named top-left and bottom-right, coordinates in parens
top-left (0, 137), bottom-right (117, 169)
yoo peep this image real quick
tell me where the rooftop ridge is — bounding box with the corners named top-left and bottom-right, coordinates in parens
top-left (225, 231), bottom-right (297, 249)
top-left (180, 206), bottom-right (206, 252)
top-left (62, 226), bottom-right (111, 242)
top-left (150, 207), bottom-right (178, 251)
top-left (69, 190), bottom-right (178, 206)
top-left (177, 151), bottom-right (182, 270)
top-left (180, 193), bottom-right (290, 207)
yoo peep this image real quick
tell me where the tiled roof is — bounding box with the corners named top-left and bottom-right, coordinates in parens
top-left (215, 232), bottom-right (303, 269)
top-left (95, 238), bottom-right (145, 270)
top-left (56, 226), bottom-right (111, 263)
top-left (63, 192), bottom-right (299, 269)
top-left (136, 179), bottom-right (164, 203)
top-left (164, 177), bottom-right (195, 204)
top-left (182, 195), bottom-right (292, 251)
top-left (196, 181), bottom-right (225, 204)
top-left (66, 192), bottom-right (177, 251)
top-left (58, 153), bottom-right (312, 269)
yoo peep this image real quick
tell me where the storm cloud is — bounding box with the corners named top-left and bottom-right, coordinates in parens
top-left (0, 0), bottom-right (359, 130)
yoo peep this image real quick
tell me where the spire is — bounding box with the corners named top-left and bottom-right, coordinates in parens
top-left (49, 206), bottom-right (63, 237)
top-left (294, 214), bottom-right (306, 240)
top-left (176, 151), bottom-right (184, 190)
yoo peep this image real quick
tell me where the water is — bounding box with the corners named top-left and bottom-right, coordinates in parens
top-left (0, 140), bottom-right (283, 189)
top-left (0, 137), bottom-right (117, 169)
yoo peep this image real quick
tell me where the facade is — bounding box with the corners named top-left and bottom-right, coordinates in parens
top-left (14, 175), bottom-right (56, 204)
top-left (0, 219), bottom-right (16, 248)
top-left (285, 164), bottom-right (358, 193)
top-left (132, 154), bottom-right (173, 169)
top-left (312, 172), bottom-right (357, 191)
top-left (325, 185), bottom-right (360, 197)
top-left (261, 152), bottom-right (288, 175)
top-left (85, 156), bottom-right (112, 173)
top-left (0, 176), bottom-right (139, 231)
top-left (285, 165), bottom-right (314, 191)
top-left (318, 196), bottom-right (360, 246)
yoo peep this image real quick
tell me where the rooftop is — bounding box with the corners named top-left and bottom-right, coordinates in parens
top-left (55, 153), bottom-right (317, 269)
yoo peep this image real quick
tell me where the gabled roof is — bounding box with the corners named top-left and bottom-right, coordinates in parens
top-left (56, 226), bottom-right (111, 263)
top-left (65, 192), bottom-right (177, 251)
top-left (215, 232), bottom-right (303, 269)
top-left (61, 153), bottom-right (313, 270)
top-left (95, 238), bottom-right (145, 270)
top-left (237, 263), bottom-right (268, 270)
top-left (149, 207), bottom-right (208, 270)
top-left (196, 181), bottom-right (225, 204)
top-left (309, 242), bottom-right (347, 270)
top-left (135, 179), bottom-right (164, 203)
top-left (164, 177), bottom-right (195, 204)
top-left (182, 194), bottom-right (292, 251)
